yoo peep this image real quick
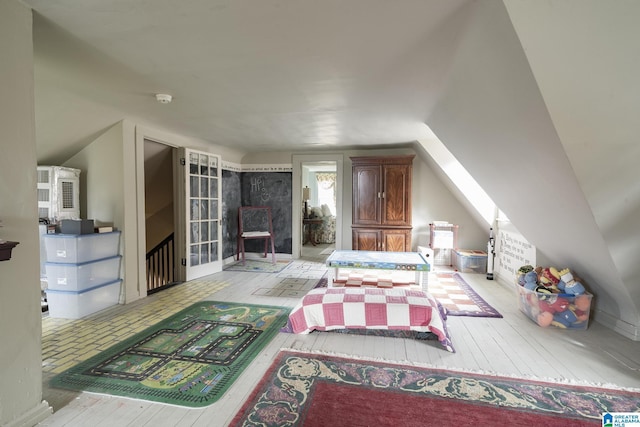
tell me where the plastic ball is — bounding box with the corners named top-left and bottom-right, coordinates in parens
top-left (526, 293), bottom-right (540, 309)
top-left (537, 311), bottom-right (553, 327)
top-left (575, 294), bottom-right (591, 312)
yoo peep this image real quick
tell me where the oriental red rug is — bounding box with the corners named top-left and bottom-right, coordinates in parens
top-left (230, 351), bottom-right (640, 426)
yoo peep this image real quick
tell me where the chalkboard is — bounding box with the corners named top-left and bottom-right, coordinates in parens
top-left (222, 170), bottom-right (242, 259)
top-left (239, 207), bottom-right (272, 233)
top-left (241, 172), bottom-right (292, 254)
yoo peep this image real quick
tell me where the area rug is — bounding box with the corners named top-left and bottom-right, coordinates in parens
top-left (230, 351), bottom-right (640, 426)
top-left (50, 301), bottom-right (290, 407)
top-left (224, 259), bottom-right (291, 273)
top-left (252, 277), bottom-right (322, 298)
top-left (429, 272), bottom-right (502, 317)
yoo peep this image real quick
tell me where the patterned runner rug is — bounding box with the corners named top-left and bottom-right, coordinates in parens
top-left (50, 301), bottom-right (290, 407)
top-left (230, 351), bottom-right (640, 426)
top-left (429, 272), bottom-right (502, 317)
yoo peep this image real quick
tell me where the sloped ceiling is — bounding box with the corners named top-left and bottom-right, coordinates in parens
top-left (504, 0), bottom-right (640, 312)
top-left (27, 0), bottom-right (470, 164)
top-left (427, 0), bottom-right (639, 335)
top-left (23, 0), bottom-right (640, 336)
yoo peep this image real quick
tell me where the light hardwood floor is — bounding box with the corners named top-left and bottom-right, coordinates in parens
top-left (38, 256), bottom-right (640, 426)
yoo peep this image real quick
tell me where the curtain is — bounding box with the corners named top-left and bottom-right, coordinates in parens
top-left (315, 172), bottom-right (336, 214)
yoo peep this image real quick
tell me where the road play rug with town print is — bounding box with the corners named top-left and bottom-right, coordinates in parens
top-left (50, 301), bottom-right (289, 407)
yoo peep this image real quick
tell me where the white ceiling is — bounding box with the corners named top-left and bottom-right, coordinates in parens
top-left (25, 0), bottom-right (471, 164)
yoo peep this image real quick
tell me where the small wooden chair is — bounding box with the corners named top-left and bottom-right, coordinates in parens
top-left (236, 206), bottom-right (276, 265)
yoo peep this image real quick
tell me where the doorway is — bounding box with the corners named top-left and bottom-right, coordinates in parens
top-left (292, 154), bottom-right (344, 262)
top-left (143, 139), bottom-right (178, 293)
top-left (301, 161), bottom-right (337, 261)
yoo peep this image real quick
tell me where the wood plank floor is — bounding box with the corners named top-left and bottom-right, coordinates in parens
top-left (38, 259), bottom-right (640, 426)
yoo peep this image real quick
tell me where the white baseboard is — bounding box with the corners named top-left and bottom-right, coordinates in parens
top-left (5, 401), bottom-right (52, 427)
top-left (593, 310), bottom-right (640, 341)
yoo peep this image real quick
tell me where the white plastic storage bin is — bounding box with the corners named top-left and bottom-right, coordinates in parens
top-left (454, 249), bottom-right (488, 273)
top-left (46, 279), bottom-right (121, 319)
top-left (44, 231), bottom-right (120, 264)
top-left (45, 256), bottom-right (122, 291)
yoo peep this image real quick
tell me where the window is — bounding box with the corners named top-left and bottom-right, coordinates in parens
top-left (315, 172), bottom-right (336, 215)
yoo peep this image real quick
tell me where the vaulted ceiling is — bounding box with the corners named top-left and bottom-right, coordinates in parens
top-left (23, 0), bottom-right (640, 337)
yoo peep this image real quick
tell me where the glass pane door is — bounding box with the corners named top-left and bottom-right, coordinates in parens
top-left (184, 149), bottom-right (222, 280)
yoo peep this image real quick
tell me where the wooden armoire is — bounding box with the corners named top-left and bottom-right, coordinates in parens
top-left (351, 155), bottom-right (414, 252)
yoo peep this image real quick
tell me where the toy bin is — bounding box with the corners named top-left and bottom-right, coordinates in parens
top-left (514, 283), bottom-right (592, 330)
top-left (46, 279), bottom-right (121, 319)
top-left (44, 231), bottom-right (120, 264)
top-left (453, 250), bottom-right (487, 273)
top-left (45, 255), bottom-right (122, 291)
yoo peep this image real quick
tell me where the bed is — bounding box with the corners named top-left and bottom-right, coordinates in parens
top-left (286, 287), bottom-right (454, 352)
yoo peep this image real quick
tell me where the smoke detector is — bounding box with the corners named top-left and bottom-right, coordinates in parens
top-left (155, 93), bottom-right (172, 104)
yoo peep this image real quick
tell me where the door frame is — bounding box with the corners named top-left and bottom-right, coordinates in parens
top-left (135, 126), bottom-right (186, 296)
top-left (292, 154), bottom-right (344, 259)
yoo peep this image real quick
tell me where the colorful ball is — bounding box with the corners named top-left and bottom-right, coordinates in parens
top-left (537, 311), bottom-right (553, 327)
top-left (575, 294), bottom-right (591, 312)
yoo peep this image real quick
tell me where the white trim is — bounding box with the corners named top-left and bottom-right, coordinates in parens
top-left (135, 125), bottom-right (183, 291)
top-left (241, 164), bottom-right (293, 172)
top-left (222, 160), bottom-right (242, 172)
top-left (222, 162), bottom-right (293, 173)
top-left (5, 401), bottom-right (52, 427)
top-left (593, 310), bottom-right (640, 341)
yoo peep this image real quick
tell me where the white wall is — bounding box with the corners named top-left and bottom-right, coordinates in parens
top-left (64, 121), bottom-right (133, 302)
top-left (0, 1), bottom-right (52, 425)
top-left (428, 0), bottom-right (639, 338)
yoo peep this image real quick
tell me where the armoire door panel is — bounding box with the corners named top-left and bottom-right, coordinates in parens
top-left (382, 229), bottom-right (411, 252)
top-left (352, 229), bottom-right (379, 251)
top-left (382, 164), bottom-right (411, 226)
top-left (352, 166), bottom-right (381, 225)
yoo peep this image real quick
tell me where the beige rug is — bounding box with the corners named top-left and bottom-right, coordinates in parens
top-left (252, 276), bottom-right (325, 298)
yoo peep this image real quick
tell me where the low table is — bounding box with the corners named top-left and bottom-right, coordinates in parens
top-left (325, 250), bottom-right (430, 290)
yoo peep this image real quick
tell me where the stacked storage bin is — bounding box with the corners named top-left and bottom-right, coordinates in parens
top-left (44, 232), bottom-right (121, 319)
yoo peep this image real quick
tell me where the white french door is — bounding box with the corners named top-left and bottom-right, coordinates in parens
top-left (178, 148), bottom-right (222, 281)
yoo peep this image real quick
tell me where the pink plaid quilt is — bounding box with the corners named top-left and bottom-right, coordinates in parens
top-left (288, 287), bottom-right (454, 352)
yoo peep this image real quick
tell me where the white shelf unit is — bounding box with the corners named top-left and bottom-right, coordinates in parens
top-left (37, 166), bottom-right (80, 222)
top-left (429, 222), bottom-right (458, 266)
